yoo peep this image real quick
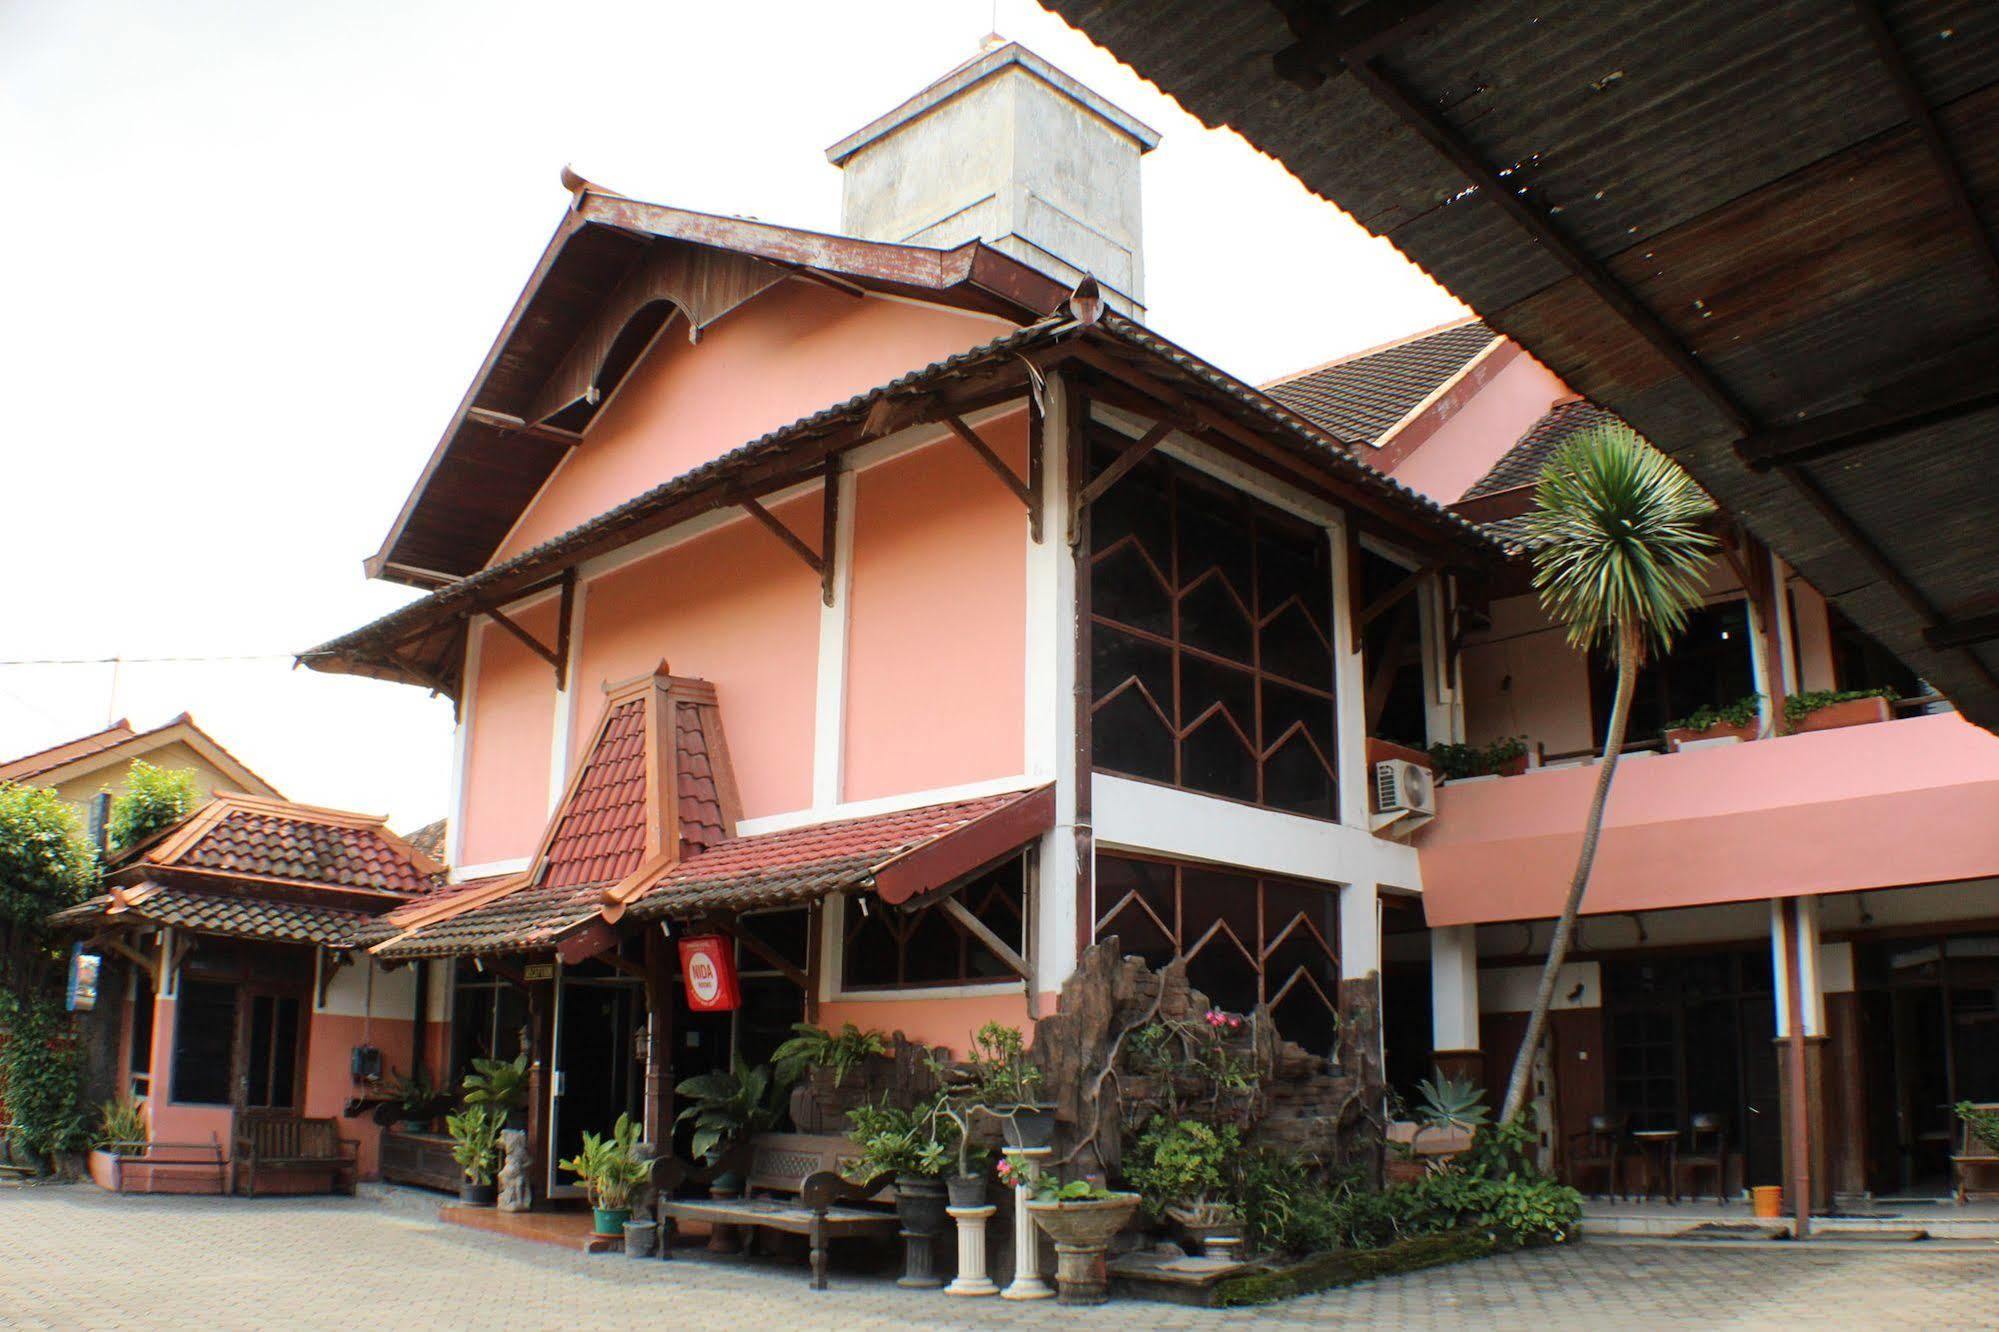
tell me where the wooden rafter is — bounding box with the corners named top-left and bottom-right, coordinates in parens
top-left (1357, 565), bottom-right (1432, 635)
top-left (465, 406), bottom-right (585, 446)
top-left (940, 896), bottom-right (1031, 980)
top-left (1365, 597), bottom-right (1420, 733)
top-left (1927, 612), bottom-right (1999, 651)
top-left (819, 458), bottom-right (841, 607)
top-left (483, 572), bottom-right (575, 689)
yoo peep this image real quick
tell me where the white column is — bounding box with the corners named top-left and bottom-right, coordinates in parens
top-left (1770, 895), bottom-right (1825, 1037)
top-left (446, 617), bottom-right (484, 876)
top-left (549, 581), bottom-right (588, 809)
top-left (1035, 374), bottom-right (1081, 993)
top-left (1418, 573), bottom-right (1463, 746)
top-left (1328, 519), bottom-right (1370, 829)
top-left (1340, 881), bottom-right (1381, 980)
top-left (811, 466), bottom-right (859, 811)
top-left (1430, 924), bottom-right (1481, 1053)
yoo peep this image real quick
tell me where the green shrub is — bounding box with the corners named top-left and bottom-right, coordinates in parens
top-left (96, 1095), bottom-right (149, 1149)
top-left (0, 992), bottom-right (88, 1166)
top-left (0, 783), bottom-right (97, 999)
top-left (1125, 1117), bottom-right (1239, 1217)
top-left (1663, 693), bottom-right (1762, 735)
top-left (106, 761), bottom-right (199, 856)
top-left (1427, 736), bottom-right (1527, 780)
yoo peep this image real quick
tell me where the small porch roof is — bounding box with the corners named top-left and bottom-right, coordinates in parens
top-left (366, 785), bottom-right (1054, 961)
top-left (52, 882), bottom-right (376, 950)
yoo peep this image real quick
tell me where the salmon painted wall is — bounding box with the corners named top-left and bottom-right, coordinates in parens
top-left (843, 419), bottom-right (1030, 802)
top-left (461, 598), bottom-right (560, 867)
top-left (1415, 713), bottom-right (1999, 926)
top-left (1373, 343), bottom-right (1569, 501)
top-left (819, 991), bottom-right (1050, 1060)
top-left (569, 493), bottom-right (821, 818)
top-left (497, 283), bottom-right (1015, 561)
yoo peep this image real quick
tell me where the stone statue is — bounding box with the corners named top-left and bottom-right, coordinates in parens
top-left (497, 1129), bottom-right (531, 1212)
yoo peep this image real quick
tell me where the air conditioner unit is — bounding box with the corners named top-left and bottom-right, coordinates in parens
top-left (1375, 758), bottom-right (1435, 816)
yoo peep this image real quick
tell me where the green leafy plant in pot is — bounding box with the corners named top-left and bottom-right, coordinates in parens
top-left (1005, 1155), bottom-right (1141, 1306)
top-left (385, 1069), bottom-right (441, 1131)
top-left (845, 1097), bottom-right (952, 1288)
top-left (1122, 1117), bottom-right (1242, 1258)
top-left (771, 1021), bottom-right (890, 1088)
top-left (446, 1103), bottom-right (503, 1206)
top-left (673, 1057), bottom-right (788, 1190)
top-left (461, 1052), bottom-right (529, 1129)
top-left (558, 1112), bottom-right (649, 1236)
top-left (952, 1022), bottom-right (1052, 1149)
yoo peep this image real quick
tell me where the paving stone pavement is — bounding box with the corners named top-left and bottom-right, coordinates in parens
top-left (3, 1185), bottom-right (1995, 1329)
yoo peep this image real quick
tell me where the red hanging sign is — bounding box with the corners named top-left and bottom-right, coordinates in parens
top-left (678, 935), bottom-right (741, 1013)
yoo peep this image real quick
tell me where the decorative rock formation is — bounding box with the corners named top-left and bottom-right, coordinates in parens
top-left (497, 1129), bottom-right (532, 1212)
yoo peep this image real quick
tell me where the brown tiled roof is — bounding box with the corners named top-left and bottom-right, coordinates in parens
top-left (1461, 400), bottom-right (1623, 501)
top-left (544, 697), bottom-right (649, 890)
top-left (404, 818), bottom-right (447, 862)
top-left (51, 884), bottom-right (373, 948)
top-left (0, 720), bottom-right (136, 783)
top-left (1265, 321), bottom-right (1497, 448)
top-left (674, 700), bottom-right (728, 859)
top-left (115, 793), bottom-right (442, 897)
top-left (370, 787), bottom-right (1051, 960)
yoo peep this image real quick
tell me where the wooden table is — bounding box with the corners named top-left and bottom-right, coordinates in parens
top-left (1630, 1129), bottom-right (1678, 1201)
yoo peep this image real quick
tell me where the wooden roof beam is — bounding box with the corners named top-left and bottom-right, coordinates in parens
top-left (1926, 612), bottom-right (1999, 652)
top-left (944, 414), bottom-right (1039, 538)
top-left (1740, 341), bottom-right (1999, 469)
top-left (1271, 0), bottom-right (1466, 89)
top-left (465, 406), bottom-right (586, 447)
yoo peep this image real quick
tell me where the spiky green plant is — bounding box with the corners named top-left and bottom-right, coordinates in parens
top-left (1414, 1072), bottom-right (1490, 1141)
top-left (1501, 425), bottom-right (1715, 1124)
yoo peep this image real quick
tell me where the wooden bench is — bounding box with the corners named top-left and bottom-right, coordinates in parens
top-left (653, 1132), bottom-right (897, 1289)
top-left (1952, 1103), bottom-right (1999, 1204)
top-left (231, 1110), bottom-right (359, 1197)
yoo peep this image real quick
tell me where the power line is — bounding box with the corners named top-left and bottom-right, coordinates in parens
top-left (0, 653), bottom-right (298, 666)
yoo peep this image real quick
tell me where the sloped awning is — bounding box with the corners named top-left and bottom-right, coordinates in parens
top-left (368, 785), bottom-right (1055, 962)
top-left (51, 883), bottom-right (376, 950)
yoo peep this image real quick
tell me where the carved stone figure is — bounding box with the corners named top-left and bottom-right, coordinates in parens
top-left (497, 1129), bottom-right (531, 1212)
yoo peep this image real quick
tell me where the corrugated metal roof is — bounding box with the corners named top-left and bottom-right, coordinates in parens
top-left (1042, 0), bottom-right (1999, 726)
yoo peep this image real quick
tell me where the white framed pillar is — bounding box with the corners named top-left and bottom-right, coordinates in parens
top-left (1430, 924), bottom-right (1481, 1058)
top-left (1035, 372), bottom-right (1081, 994)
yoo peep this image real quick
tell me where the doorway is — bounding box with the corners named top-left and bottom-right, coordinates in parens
top-left (1856, 934), bottom-right (1999, 1195)
top-left (547, 965), bottom-right (646, 1196)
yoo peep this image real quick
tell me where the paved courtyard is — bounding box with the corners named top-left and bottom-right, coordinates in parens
top-left (2, 1185), bottom-right (1994, 1329)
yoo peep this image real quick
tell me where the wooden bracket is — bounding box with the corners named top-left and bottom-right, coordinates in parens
top-left (939, 896), bottom-right (1031, 980)
top-left (1075, 421), bottom-right (1170, 514)
top-left (819, 459), bottom-right (841, 607)
top-left (1358, 565), bottom-right (1433, 635)
top-left (465, 406), bottom-right (586, 447)
top-left (703, 917), bottom-right (809, 990)
top-left (486, 573), bottom-right (574, 690)
top-left (944, 415), bottom-right (1040, 539)
top-left (742, 497), bottom-right (827, 581)
top-left (316, 947), bottom-right (352, 1008)
top-left (85, 930), bottom-right (154, 976)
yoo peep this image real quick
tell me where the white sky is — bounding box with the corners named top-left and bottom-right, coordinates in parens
top-left (0, 0), bottom-right (1465, 834)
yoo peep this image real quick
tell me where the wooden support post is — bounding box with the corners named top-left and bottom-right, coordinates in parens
top-left (1781, 898), bottom-right (1812, 1240)
top-left (525, 978), bottom-right (550, 1208)
top-left (1074, 420), bottom-right (1170, 513)
top-left (741, 497), bottom-right (825, 578)
top-left (1027, 397), bottom-right (1046, 544)
top-left (944, 415), bottom-right (1035, 513)
top-left (1067, 383), bottom-right (1096, 956)
top-left (642, 928), bottom-right (673, 1147)
top-left (819, 459), bottom-right (841, 606)
top-left (554, 573), bottom-right (574, 690)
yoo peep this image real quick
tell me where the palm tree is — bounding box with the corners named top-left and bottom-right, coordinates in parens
top-left (1498, 424), bottom-right (1717, 1126)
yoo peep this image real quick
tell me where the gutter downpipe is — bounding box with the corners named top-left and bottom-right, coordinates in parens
top-left (1782, 896), bottom-right (1812, 1240)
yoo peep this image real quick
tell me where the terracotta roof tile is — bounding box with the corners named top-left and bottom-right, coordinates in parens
top-left (172, 805), bottom-right (439, 894)
top-left (404, 818), bottom-right (448, 862)
top-left (52, 886), bottom-right (374, 949)
top-left (0, 720), bottom-right (137, 783)
top-left (1266, 321), bottom-right (1497, 447)
top-left (543, 696), bottom-right (651, 890)
top-left (371, 789), bottom-right (1049, 960)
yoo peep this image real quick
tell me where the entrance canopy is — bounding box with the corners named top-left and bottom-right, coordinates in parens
top-left (366, 785), bottom-right (1054, 962)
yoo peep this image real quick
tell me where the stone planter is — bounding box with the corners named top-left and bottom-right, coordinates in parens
top-left (1001, 1108), bottom-right (1057, 1150)
top-left (1665, 719), bottom-right (1759, 751)
top-left (458, 1179), bottom-right (496, 1207)
top-left (1166, 1205), bottom-right (1242, 1259)
top-left (1026, 1193), bottom-right (1141, 1306)
top-left (1792, 695), bottom-right (1892, 734)
top-left (946, 1173), bottom-right (989, 1208)
top-left (623, 1218), bottom-right (658, 1259)
top-left (895, 1174), bottom-right (950, 1289)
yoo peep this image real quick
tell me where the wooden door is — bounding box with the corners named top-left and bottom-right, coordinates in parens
top-left (235, 989), bottom-right (306, 1112)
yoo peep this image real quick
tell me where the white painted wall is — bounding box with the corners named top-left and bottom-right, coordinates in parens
top-left (1478, 960), bottom-right (1602, 1014)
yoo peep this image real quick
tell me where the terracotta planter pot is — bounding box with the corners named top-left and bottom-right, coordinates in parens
top-left (1665, 719), bottom-right (1760, 751)
top-left (1793, 696), bottom-right (1891, 734)
top-left (1384, 1156), bottom-right (1428, 1185)
top-left (1026, 1193), bottom-right (1141, 1305)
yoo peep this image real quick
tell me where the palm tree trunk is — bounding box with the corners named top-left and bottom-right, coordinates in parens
top-left (1499, 621), bottom-right (1640, 1126)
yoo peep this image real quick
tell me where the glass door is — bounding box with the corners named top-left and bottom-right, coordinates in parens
top-left (546, 967), bottom-right (645, 1197)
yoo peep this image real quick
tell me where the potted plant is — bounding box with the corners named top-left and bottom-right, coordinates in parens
top-left (446, 1103), bottom-right (502, 1206)
top-left (948, 1022), bottom-right (1053, 1149)
top-left (1122, 1117), bottom-right (1243, 1259)
top-left (673, 1056), bottom-right (788, 1182)
top-left (1663, 694), bottom-right (1762, 750)
top-left (772, 1021), bottom-right (890, 1088)
top-left (1428, 736), bottom-right (1529, 780)
top-left (558, 1112), bottom-right (649, 1238)
top-left (845, 1098), bottom-right (952, 1288)
top-left (1785, 687), bottom-right (1896, 735)
top-left (386, 1069), bottom-right (439, 1131)
top-left (1009, 1156), bottom-right (1141, 1306)
top-left (461, 1052), bottom-right (530, 1129)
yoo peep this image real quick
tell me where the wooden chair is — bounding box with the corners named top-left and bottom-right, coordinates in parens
top-left (1951, 1103), bottom-right (1999, 1205)
top-left (1567, 1113), bottom-right (1627, 1199)
top-left (1675, 1112), bottom-right (1727, 1204)
top-left (230, 1110), bottom-right (359, 1197)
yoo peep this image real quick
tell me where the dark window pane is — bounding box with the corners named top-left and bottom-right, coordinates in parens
top-left (1089, 443), bottom-right (1172, 563)
top-left (247, 996), bottom-right (274, 1107)
top-left (1178, 572), bottom-right (1253, 662)
top-left (1094, 685), bottom-right (1176, 782)
top-left (1181, 708), bottom-right (1258, 802)
top-left (842, 857), bottom-right (1025, 991)
top-left (844, 898), bottom-right (900, 988)
top-left (1260, 599), bottom-right (1331, 687)
top-left (171, 978), bottom-right (238, 1105)
top-left (129, 976), bottom-right (155, 1074)
top-left (1092, 625), bottom-right (1172, 710)
top-left (1092, 539), bottom-right (1173, 636)
top-left (270, 998), bottom-right (300, 1110)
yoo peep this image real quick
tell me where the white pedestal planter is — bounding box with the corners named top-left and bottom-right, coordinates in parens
top-left (945, 1204), bottom-right (998, 1296)
top-left (1000, 1147), bottom-right (1054, 1301)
